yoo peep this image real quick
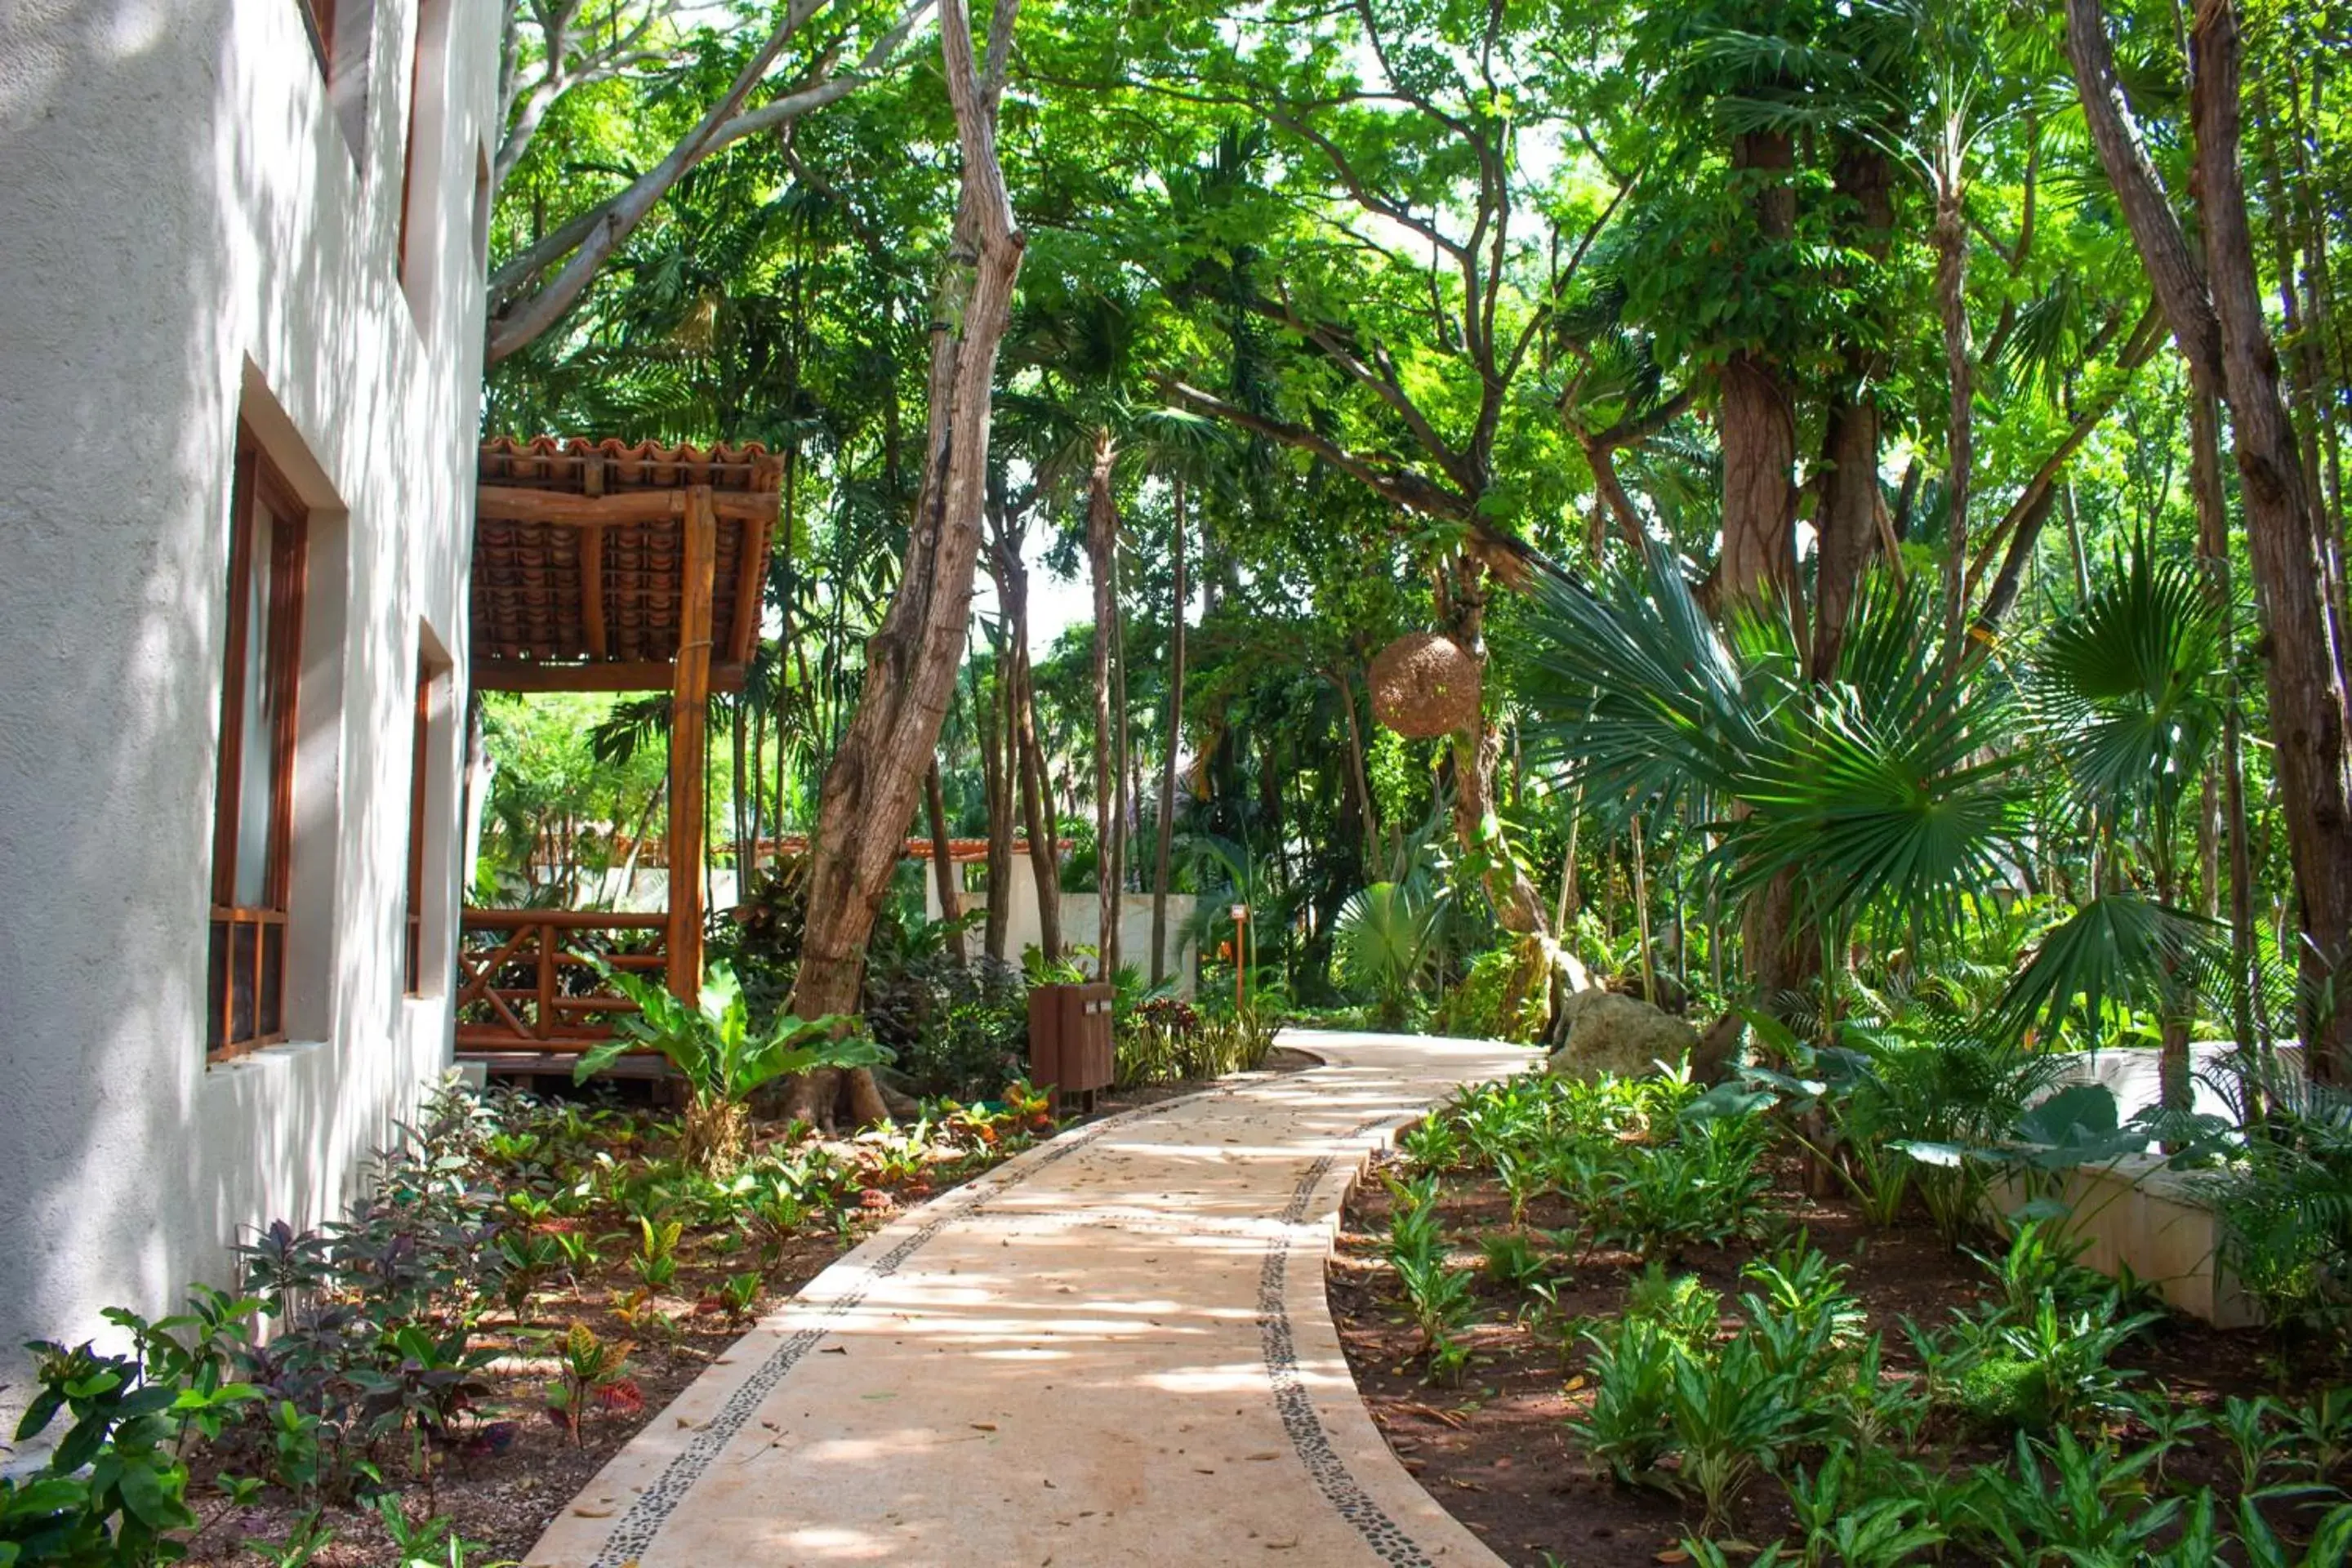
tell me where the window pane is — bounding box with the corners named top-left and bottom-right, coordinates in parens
top-left (206, 924), bottom-right (229, 1054)
top-left (229, 920), bottom-right (259, 1045)
top-left (259, 923), bottom-right (284, 1040)
top-left (232, 518), bottom-right (277, 906)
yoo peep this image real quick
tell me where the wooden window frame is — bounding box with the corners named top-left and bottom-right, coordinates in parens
top-left (395, 0), bottom-right (429, 287)
top-left (208, 436), bottom-right (311, 1060)
top-left (299, 0), bottom-right (336, 77)
top-left (403, 655), bottom-right (433, 995)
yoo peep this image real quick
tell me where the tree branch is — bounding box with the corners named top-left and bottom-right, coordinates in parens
top-left (486, 0), bottom-right (936, 363)
top-left (2063, 0), bottom-right (2225, 389)
top-left (1164, 380), bottom-right (1567, 590)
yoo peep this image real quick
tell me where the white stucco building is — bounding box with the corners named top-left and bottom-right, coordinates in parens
top-left (0, 0), bottom-right (499, 1406)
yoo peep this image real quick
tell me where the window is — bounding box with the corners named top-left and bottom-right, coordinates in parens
top-left (299, 0), bottom-right (336, 74)
top-left (397, 0), bottom-right (443, 298)
top-left (472, 142), bottom-right (491, 267)
top-left (298, 0), bottom-right (372, 163)
top-left (208, 434), bottom-right (310, 1058)
top-left (404, 656), bottom-right (432, 994)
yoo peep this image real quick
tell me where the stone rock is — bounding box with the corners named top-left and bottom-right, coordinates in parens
top-left (1545, 989), bottom-right (1699, 1081)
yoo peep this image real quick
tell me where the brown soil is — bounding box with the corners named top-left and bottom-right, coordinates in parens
top-left (179, 1052), bottom-right (1315, 1567)
top-left (1330, 1148), bottom-right (2331, 1566)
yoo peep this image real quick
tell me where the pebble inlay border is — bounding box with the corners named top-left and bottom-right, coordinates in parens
top-left (1256, 1113), bottom-right (1443, 1568)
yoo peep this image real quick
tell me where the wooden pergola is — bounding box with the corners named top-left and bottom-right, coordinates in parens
top-left (460, 438), bottom-right (781, 1057)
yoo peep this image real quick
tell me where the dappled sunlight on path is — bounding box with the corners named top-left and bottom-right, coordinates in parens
top-left (523, 1031), bottom-right (1532, 1568)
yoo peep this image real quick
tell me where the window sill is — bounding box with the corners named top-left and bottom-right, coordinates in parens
top-left (203, 1037), bottom-right (330, 1078)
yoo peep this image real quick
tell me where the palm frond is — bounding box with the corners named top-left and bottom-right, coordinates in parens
top-left (1991, 893), bottom-right (2225, 1044)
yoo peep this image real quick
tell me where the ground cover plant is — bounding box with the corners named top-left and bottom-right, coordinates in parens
top-left (2, 1077), bottom-right (1056, 1567)
top-left (1330, 1067), bottom-right (2352, 1567)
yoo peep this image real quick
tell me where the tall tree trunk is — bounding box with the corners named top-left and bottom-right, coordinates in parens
top-left (1018, 643), bottom-right (1062, 960)
top-left (1087, 429), bottom-right (1119, 975)
top-left (924, 758), bottom-right (966, 963)
top-left (1110, 540), bottom-right (1132, 976)
top-left (1150, 475), bottom-right (1188, 986)
top-left (1714, 125), bottom-right (1808, 1010)
top-left (1437, 554), bottom-right (1548, 934)
top-left (748, 700), bottom-right (766, 874)
top-left (981, 629), bottom-right (1012, 962)
top-left (782, 0), bottom-right (1025, 1124)
top-left (1715, 354), bottom-right (1801, 613)
top-left (2069, 0), bottom-right (2352, 1080)
top-left (1814, 392), bottom-right (1881, 680)
top-left (731, 699), bottom-right (751, 901)
top-left (1936, 168), bottom-right (1976, 654)
top-left (1813, 145), bottom-right (1895, 679)
top-left (2192, 390), bottom-right (2260, 1054)
top-left (1712, 127), bottom-right (1800, 615)
top-left (2186, 0), bottom-right (2352, 1083)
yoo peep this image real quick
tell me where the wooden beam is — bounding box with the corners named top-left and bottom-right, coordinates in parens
top-left (472, 659), bottom-right (746, 693)
top-left (668, 484), bottom-right (718, 1004)
top-left (477, 485), bottom-right (777, 526)
top-left (462, 906), bottom-right (667, 930)
top-left (580, 522), bottom-right (608, 657)
top-left (728, 514), bottom-right (768, 665)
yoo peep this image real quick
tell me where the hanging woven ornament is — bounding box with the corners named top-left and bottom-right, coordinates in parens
top-left (1369, 631), bottom-right (1481, 739)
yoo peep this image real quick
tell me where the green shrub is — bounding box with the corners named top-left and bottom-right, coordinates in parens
top-left (1571, 1313), bottom-right (1683, 1485)
top-left (1953, 1354), bottom-right (2048, 1431)
top-left (1432, 940), bottom-right (1552, 1044)
top-left (867, 951), bottom-right (1028, 1101)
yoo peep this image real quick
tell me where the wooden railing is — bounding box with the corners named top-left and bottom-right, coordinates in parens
top-left (455, 908), bottom-right (668, 1052)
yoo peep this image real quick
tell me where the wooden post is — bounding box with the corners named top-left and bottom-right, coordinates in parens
top-left (669, 485), bottom-right (718, 1004)
top-left (580, 523), bottom-right (608, 657)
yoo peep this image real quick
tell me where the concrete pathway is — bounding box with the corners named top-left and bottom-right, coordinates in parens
top-left (524, 1031), bottom-right (1532, 1568)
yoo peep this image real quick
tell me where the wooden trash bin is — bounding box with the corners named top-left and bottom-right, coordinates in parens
top-left (1027, 982), bottom-right (1115, 1112)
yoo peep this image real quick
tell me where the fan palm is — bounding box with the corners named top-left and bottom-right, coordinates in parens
top-left (2025, 535), bottom-right (2225, 892)
top-left (1516, 541), bottom-right (2020, 941)
top-left (1335, 882), bottom-right (1441, 1028)
top-left (1516, 537), bottom-right (2231, 1059)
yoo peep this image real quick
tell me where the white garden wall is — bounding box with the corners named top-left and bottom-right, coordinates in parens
top-left (0, 0), bottom-right (499, 1420)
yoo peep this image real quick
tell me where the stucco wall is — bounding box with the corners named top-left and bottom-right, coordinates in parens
top-left (0, 0), bottom-right (499, 1412)
top-left (923, 858), bottom-right (1200, 996)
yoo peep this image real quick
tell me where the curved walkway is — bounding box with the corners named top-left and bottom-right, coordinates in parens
top-left (523, 1031), bottom-right (1531, 1568)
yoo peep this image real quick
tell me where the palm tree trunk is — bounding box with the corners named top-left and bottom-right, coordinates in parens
top-left (1088, 429), bottom-right (1119, 975)
top-left (1110, 538), bottom-right (1132, 977)
top-left (981, 633), bottom-right (1013, 962)
top-left (732, 698), bottom-right (751, 903)
top-left (924, 758), bottom-right (966, 963)
top-left (1151, 475), bottom-right (1188, 986)
top-left (1017, 638), bottom-right (1062, 961)
top-left (2192, 390), bottom-right (2260, 1055)
top-left (1709, 128), bottom-right (1801, 616)
top-left (1936, 168), bottom-right (1976, 656)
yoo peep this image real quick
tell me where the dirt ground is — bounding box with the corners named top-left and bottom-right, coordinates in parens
top-left (1329, 1147), bottom-right (2319, 1566)
top-left (180, 1054), bottom-right (1316, 1566)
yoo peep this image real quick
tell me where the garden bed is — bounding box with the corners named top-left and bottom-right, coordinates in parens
top-left (76, 1055), bottom-right (1312, 1568)
top-left (1327, 1074), bottom-right (2349, 1567)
